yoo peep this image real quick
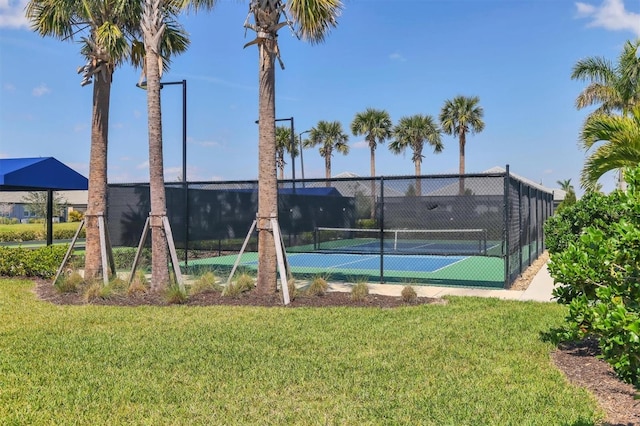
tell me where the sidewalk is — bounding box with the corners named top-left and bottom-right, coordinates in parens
top-left (329, 262), bottom-right (557, 302)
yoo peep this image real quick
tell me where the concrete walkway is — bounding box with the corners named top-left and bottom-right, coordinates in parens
top-left (329, 262), bottom-right (557, 302)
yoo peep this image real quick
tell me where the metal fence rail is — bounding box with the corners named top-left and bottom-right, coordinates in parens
top-left (106, 166), bottom-right (552, 288)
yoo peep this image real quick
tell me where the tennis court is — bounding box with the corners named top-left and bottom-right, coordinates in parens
top-left (109, 171), bottom-right (552, 288)
top-left (188, 251), bottom-right (505, 288)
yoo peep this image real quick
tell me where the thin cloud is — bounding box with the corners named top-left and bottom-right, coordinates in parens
top-left (0, 0), bottom-right (30, 29)
top-left (182, 73), bottom-right (256, 92)
top-left (389, 52), bottom-right (407, 62)
top-left (3, 83), bottom-right (16, 92)
top-left (199, 140), bottom-right (221, 148)
top-left (32, 83), bottom-right (51, 97)
top-left (136, 160), bottom-right (149, 170)
top-left (575, 0), bottom-right (640, 37)
top-left (353, 140), bottom-right (368, 149)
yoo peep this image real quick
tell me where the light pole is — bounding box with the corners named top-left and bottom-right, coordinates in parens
top-left (137, 79), bottom-right (189, 269)
top-left (298, 129), bottom-right (311, 188)
top-left (275, 117), bottom-right (295, 188)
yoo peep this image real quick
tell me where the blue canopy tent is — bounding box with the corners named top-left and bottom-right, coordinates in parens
top-left (0, 157), bottom-right (88, 245)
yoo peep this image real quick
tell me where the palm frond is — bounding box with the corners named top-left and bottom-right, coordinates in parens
top-left (287, 0), bottom-right (342, 44)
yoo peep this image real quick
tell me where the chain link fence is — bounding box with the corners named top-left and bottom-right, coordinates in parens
top-left (106, 166), bottom-right (552, 288)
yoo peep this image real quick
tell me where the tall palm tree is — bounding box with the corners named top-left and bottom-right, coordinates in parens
top-left (439, 95), bottom-right (485, 195)
top-left (572, 40), bottom-right (640, 189)
top-left (580, 107), bottom-right (640, 191)
top-left (572, 39), bottom-right (640, 118)
top-left (350, 108), bottom-right (392, 218)
top-left (240, 0), bottom-right (342, 294)
top-left (556, 179), bottom-right (574, 193)
top-left (389, 114), bottom-right (443, 195)
top-left (306, 120), bottom-right (349, 186)
top-left (275, 125), bottom-right (299, 180)
top-left (140, 0), bottom-right (192, 291)
top-left (26, 0), bottom-right (188, 284)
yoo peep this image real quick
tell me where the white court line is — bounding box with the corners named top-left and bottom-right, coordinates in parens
top-left (324, 254), bottom-right (380, 269)
top-left (430, 256), bottom-right (466, 273)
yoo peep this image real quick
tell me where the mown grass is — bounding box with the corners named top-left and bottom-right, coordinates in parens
top-left (0, 222), bottom-right (80, 234)
top-left (0, 278), bottom-right (602, 425)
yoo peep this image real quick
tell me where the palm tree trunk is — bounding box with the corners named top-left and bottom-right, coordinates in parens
top-left (325, 154), bottom-right (331, 187)
top-left (370, 144), bottom-right (376, 219)
top-left (459, 132), bottom-right (466, 195)
top-left (415, 160), bottom-right (422, 196)
top-left (256, 38), bottom-right (278, 294)
top-left (84, 72), bottom-right (112, 280)
top-left (145, 46), bottom-right (170, 292)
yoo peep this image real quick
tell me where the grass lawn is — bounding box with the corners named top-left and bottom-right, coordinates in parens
top-left (0, 278), bottom-right (601, 425)
top-left (0, 222), bottom-right (80, 234)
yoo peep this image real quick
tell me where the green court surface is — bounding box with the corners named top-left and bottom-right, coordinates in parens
top-left (185, 252), bottom-right (505, 288)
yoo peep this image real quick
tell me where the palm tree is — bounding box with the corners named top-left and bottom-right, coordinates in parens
top-left (389, 114), bottom-right (443, 195)
top-left (240, 0), bottom-right (342, 294)
top-left (275, 125), bottom-right (299, 180)
top-left (572, 40), bottom-right (640, 189)
top-left (351, 108), bottom-right (392, 218)
top-left (556, 179), bottom-right (576, 208)
top-left (439, 95), bottom-right (485, 195)
top-left (556, 179), bottom-right (574, 193)
top-left (580, 107), bottom-right (640, 191)
top-left (26, 0), bottom-right (188, 284)
top-left (571, 39), bottom-right (640, 118)
top-left (140, 0), bottom-right (192, 291)
top-left (306, 120), bottom-right (350, 186)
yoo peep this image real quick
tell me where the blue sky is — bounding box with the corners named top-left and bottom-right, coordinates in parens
top-left (1, 0), bottom-right (639, 194)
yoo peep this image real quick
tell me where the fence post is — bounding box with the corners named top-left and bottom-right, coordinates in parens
top-left (518, 181), bottom-right (523, 275)
top-left (379, 176), bottom-right (385, 284)
top-left (184, 181), bottom-right (189, 272)
top-left (504, 165), bottom-right (510, 288)
top-left (528, 185), bottom-right (533, 267)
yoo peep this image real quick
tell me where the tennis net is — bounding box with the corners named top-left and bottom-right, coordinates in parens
top-left (314, 227), bottom-right (489, 256)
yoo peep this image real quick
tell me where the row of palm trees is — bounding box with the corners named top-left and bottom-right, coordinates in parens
top-left (24, 0), bottom-right (484, 296)
top-left (26, 0), bottom-right (348, 294)
top-left (572, 39), bottom-right (640, 190)
top-left (275, 98), bottom-right (485, 196)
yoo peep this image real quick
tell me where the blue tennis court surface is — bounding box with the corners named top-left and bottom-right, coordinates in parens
top-left (249, 253), bottom-right (465, 273)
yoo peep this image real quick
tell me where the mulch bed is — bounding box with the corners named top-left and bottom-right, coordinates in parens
top-left (33, 278), bottom-right (443, 308)
top-left (551, 338), bottom-right (640, 425)
top-left (31, 277), bottom-right (640, 425)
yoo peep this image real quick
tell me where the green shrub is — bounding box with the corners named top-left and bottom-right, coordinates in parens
top-left (401, 285), bottom-right (418, 303)
top-left (55, 270), bottom-right (84, 293)
top-left (83, 281), bottom-right (110, 302)
top-left (544, 190), bottom-right (626, 254)
top-left (351, 282), bottom-right (369, 301)
top-left (128, 270), bottom-right (149, 295)
top-left (112, 248), bottom-right (151, 270)
top-left (223, 273), bottom-right (254, 297)
top-left (165, 284), bottom-right (188, 304)
top-left (548, 166), bottom-right (640, 388)
top-left (68, 210), bottom-right (84, 222)
top-left (109, 276), bottom-right (128, 293)
top-left (356, 219), bottom-right (377, 229)
top-left (307, 276), bottom-right (329, 296)
top-left (190, 271), bottom-right (221, 295)
top-left (53, 228), bottom-right (84, 240)
top-left (0, 245), bottom-right (67, 278)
